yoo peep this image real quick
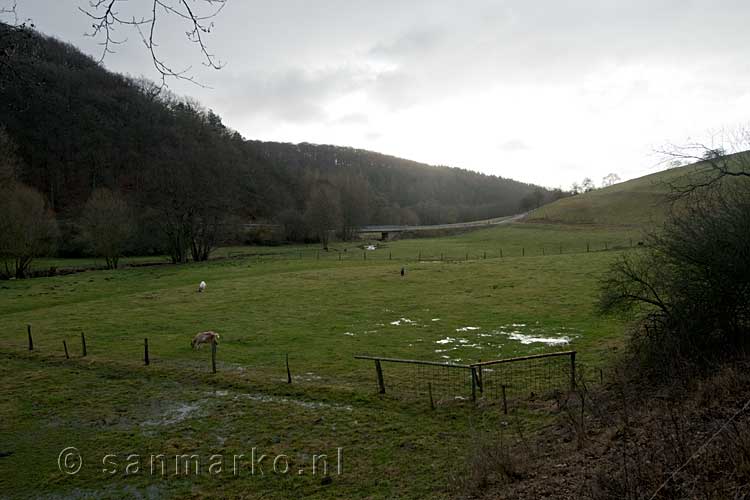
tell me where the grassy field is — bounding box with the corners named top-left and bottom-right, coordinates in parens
top-left (0, 222), bottom-right (633, 498)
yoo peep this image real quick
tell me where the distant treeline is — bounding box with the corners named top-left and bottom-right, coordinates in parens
top-left (0, 23), bottom-right (563, 267)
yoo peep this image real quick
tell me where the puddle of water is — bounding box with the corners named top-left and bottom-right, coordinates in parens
top-left (234, 393), bottom-right (352, 412)
top-left (141, 402), bottom-right (202, 426)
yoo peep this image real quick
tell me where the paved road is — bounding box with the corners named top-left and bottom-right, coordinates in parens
top-left (356, 213), bottom-right (527, 234)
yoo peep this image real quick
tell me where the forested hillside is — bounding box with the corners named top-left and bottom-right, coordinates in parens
top-left (0, 23), bottom-right (550, 267)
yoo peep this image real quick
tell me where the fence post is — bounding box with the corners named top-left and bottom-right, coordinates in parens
top-left (81, 331), bottom-right (87, 357)
top-left (63, 340), bottom-right (69, 359)
top-left (389, 252), bottom-right (392, 261)
top-left (375, 360), bottom-right (385, 394)
top-left (144, 338), bottom-right (149, 365)
top-left (570, 351), bottom-right (576, 391)
top-left (211, 342), bottom-right (217, 374)
top-left (501, 385), bottom-right (508, 414)
top-left (522, 247), bottom-right (525, 257)
top-left (471, 367), bottom-right (477, 403)
top-left (27, 324), bottom-right (33, 351)
top-left (286, 353), bottom-right (292, 384)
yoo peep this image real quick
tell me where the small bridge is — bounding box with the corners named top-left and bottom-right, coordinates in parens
top-left (356, 213), bottom-right (526, 240)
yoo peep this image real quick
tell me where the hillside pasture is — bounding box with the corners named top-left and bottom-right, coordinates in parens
top-left (0, 223), bottom-right (631, 498)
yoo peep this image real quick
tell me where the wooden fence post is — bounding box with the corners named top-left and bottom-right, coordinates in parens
top-left (63, 340), bottom-right (69, 359)
top-left (471, 367), bottom-right (477, 402)
top-left (375, 360), bottom-right (385, 394)
top-left (211, 342), bottom-right (217, 374)
top-left (81, 331), bottom-right (87, 357)
top-left (501, 385), bottom-right (508, 414)
top-left (570, 351), bottom-right (576, 391)
top-left (144, 338), bottom-right (149, 366)
top-left (27, 324), bottom-right (33, 351)
top-left (286, 353), bottom-right (292, 384)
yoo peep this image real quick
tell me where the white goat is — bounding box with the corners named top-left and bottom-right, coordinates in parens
top-left (198, 281), bottom-right (207, 293)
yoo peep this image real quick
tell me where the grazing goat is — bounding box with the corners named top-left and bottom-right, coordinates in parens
top-left (198, 281), bottom-right (207, 293)
top-left (191, 331), bottom-right (220, 349)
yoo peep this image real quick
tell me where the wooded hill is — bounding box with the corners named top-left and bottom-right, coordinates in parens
top-left (0, 23), bottom-right (550, 256)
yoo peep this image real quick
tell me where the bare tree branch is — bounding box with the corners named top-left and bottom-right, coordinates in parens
top-left (76, 0), bottom-right (228, 88)
top-left (655, 133), bottom-right (750, 202)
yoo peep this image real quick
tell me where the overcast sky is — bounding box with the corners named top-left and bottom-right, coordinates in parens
top-left (7, 1), bottom-right (750, 188)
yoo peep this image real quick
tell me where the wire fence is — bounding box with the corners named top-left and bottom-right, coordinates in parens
top-left (355, 351), bottom-right (577, 407)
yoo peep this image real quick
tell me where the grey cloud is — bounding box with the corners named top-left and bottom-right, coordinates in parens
top-left (499, 140), bottom-right (530, 152)
top-left (215, 66), bottom-right (368, 124)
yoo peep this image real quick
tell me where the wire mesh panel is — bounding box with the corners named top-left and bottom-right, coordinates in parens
top-left (355, 356), bottom-right (475, 403)
top-left (474, 352), bottom-right (574, 402)
top-left (355, 352), bottom-right (575, 406)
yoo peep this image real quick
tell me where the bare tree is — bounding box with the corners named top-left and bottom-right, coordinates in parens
top-left (81, 188), bottom-right (134, 269)
top-left (601, 173), bottom-right (621, 187)
top-left (0, 126), bottom-right (19, 188)
top-left (1, 0), bottom-right (227, 87)
top-left (304, 184), bottom-right (341, 250)
top-left (0, 183), bottom-right (58, 278)
top-left (336, 173), bottom-right (370, 241)
top-left (656, 134), bottom-right (750, 201)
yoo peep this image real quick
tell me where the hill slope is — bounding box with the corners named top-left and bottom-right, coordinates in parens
top-left (0, 22), bottom-right (546, 229)
top-left (524, 163), bottom-right (705, 227)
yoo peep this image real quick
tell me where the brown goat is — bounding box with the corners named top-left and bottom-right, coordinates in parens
top-left (191, 331), bottom-right (220, 349)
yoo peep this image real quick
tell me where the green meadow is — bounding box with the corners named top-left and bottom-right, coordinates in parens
top-left (0, 222), bottom-right (635, 498)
